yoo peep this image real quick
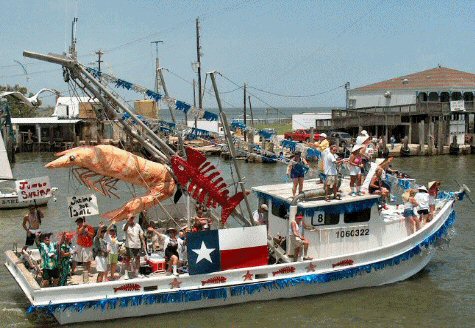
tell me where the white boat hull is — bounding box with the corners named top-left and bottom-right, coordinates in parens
top-left (54, 246), bottom-right (434, 325)
top-left (0, 194), bottom-right (50, 209)
top-left (5, 201), bottom-right (455, 325)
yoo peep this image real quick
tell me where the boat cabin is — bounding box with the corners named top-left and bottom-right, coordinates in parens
top-left (253, 178), bottom-right (414, 260)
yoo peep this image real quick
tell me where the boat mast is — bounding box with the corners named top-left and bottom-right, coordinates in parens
top-left (243, 83), bottom-right (247, 141)
top-left (195, 17), bottom-right (202, 130)
top-left (208, 71), bottom-right (254, 226)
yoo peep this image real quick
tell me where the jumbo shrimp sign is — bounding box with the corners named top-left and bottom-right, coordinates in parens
top-left (15, 176), bottom-right (52, 201)
top-left (67, 194), bottom-right (99, 218)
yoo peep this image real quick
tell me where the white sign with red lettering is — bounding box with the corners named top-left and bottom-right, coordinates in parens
top-left (67, 194), bottom-right (99, 218)
top-left (15, 176), bottom-right (52, 201)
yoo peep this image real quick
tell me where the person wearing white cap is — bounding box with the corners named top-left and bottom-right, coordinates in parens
top-left (313, 133), bottom-right (329, 183)
top-left (349, 144), bottom-right (364, 196)
top-left (355, 130), bottom-right (370, 145)
top-left (253, 203), bottom-right (269, 227)
top-left (415, 185), bottom-right (430, 224)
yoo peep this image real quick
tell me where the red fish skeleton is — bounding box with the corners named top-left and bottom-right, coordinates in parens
top-left (201, 276), bottom-right (227, 286)
top-left (171, 147), bottom-right (246, 224)
top-left (272, 266), bottom-right (296, 276)
top-left (332, 259), bottom-right (354, 268)
top-left (113, 283), bottom-right (141, 293)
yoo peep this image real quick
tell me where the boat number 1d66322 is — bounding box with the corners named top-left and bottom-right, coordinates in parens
top-left (336, 228), bottom-right (370, 238)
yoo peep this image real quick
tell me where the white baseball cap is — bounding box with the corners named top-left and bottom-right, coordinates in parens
top-left (320, 133), bottom-right (327, 138)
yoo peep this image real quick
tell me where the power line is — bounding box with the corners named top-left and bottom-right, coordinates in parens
top-left (247, 84), bottom-right (345, 98)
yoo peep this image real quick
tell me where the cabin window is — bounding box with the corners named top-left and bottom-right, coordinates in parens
top-left (344, 208), bottom-right (371, 223)
top-left (271, 203), bottom-right (288, 219)
top-left (311, 212), bottom-right (339, 226)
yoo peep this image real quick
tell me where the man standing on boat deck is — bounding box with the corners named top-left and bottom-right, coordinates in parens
top-left (123, 214), bottom-right (147, 278)
top-left (72, 217), bottom-right (95, 282)
top-left (22, 205), bottom-right (43, 252)
top-left (324, 145), bottom-right (343, 202)
top-left (314, 133), bottom-right (329, 183)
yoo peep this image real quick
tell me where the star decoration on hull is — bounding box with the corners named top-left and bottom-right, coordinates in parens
top-left (170, 278), bottom-right (182, 289)
top-left (306, 262), bottom-right (316, 272)
top-left (242, 271), bottom-right (253, 281)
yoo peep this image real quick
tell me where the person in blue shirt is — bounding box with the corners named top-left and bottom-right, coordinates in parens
top-left (287, 151), bottom-right (308, 197)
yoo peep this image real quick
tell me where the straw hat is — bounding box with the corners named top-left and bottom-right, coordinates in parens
top-left (417, 185), bottom-right (428, 192)
top-left (351, 144), bottom-right (363, 153)
top-left (428, 181), bottom-right (440, 190)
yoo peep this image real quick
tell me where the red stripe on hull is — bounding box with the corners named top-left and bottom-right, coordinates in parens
top-left (220, 245), bottom-right (268, 270)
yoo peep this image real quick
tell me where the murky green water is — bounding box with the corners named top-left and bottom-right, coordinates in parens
top-left (1, 153), bottom-right (474, 327)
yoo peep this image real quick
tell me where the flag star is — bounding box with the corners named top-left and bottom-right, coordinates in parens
top-left (192, 241), bottom-right (216, 264)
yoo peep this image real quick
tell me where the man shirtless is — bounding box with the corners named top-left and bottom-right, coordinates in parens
top-left (22, 205), bottom-right (43, 252)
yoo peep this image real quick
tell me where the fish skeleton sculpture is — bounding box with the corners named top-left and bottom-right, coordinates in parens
top-left (45, 145), bottom-right (176, 221)
top-left (171, 146), bottom-right (246, 224)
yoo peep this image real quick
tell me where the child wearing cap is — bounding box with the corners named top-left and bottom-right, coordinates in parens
top-left (105, 224), bottom-right (120, 280)
top-left (93, 226), bottom-right (109, 282)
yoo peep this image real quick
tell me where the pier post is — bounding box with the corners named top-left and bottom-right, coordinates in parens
top-left (428, 121), bottom-right (434, 155)
top-left (437, 118), bottom-right (444, 154)
top-left (418, 120), bottom-right (425, 154)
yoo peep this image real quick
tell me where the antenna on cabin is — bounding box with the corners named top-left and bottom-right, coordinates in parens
top-left (69, 17), bottom-right (78, 59)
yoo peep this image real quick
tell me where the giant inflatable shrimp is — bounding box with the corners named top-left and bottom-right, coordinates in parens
top-left (45, 145), bottom-right (176, 221)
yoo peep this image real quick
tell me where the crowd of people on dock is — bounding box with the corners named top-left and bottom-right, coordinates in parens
top-left (20, 203), bottom-right (217, 287)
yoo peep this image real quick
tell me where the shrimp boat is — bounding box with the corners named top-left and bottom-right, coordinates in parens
top-left (0, 132), bottom-right (54, 209)
top-left (4, 50), bottom-right (466, 325)
top-left (5, 177), bottom-right (462, 324)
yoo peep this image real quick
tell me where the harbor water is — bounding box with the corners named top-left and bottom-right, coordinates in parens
top-left (0, 153), bottom-right (474, 327)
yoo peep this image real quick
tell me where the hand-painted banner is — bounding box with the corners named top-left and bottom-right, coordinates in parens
top-left (15, 176), bottom-right (51, 201)
top-left (67, 194), bottom-right (99, 218)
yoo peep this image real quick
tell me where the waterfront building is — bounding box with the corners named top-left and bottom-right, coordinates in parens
top-left (332, 66), bottom-right (475, 148)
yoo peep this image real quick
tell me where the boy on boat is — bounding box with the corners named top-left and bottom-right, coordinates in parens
top-left (36, 233), bottom-right (59, 287)
top-left (22, 205), bottom-right (43, 252)
top-left (72, 217), bottom-right (95, 283)
top-left (59, 232), bottom-right (74, 286)
top-left (93, 226), bottom-right (109, 282)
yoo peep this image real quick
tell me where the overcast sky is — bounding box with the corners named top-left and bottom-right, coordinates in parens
top-left (1, 0), bottom-right (474, 109)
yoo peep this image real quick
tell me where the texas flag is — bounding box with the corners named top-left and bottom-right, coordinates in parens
top-left (187, 225), bottom-right (268, 275)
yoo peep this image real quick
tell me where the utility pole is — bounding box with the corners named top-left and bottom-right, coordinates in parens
top-left (196, 18), bottom-right (203, 115)
top-left (95, 49), bottom-right (104, 82)
top-left (193, 79), bottom-right (197, 129)
top-left (345, 82), bottom-right (350, 110)
top-left (249, 95), bottom-right (254, 127)
top-left (151, 40), bottom-right (164, 93)
top-left (243, 83), bottom-right (247, 141)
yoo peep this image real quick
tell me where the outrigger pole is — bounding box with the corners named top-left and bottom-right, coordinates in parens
top-left (22, 51), bottom-right (174, 163)
top-left (208, 71), bottom-right (255, 226)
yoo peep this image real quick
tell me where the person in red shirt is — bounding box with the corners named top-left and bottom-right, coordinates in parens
top-left (72, 217), bottom-right (95, 282)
